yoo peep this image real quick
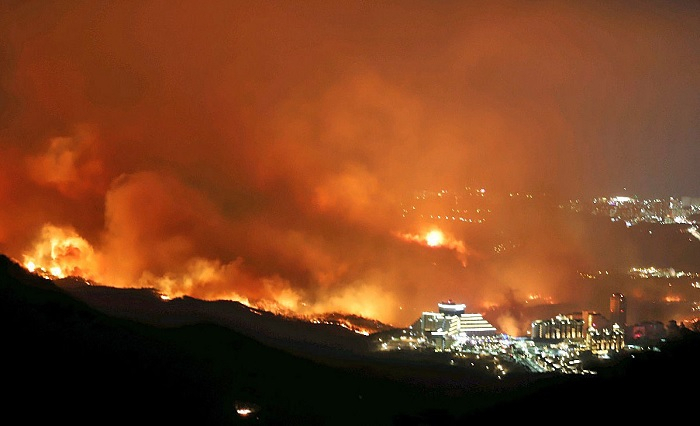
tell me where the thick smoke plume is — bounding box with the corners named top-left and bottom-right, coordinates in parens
top-left (1, 1), bottom-right (699, 327)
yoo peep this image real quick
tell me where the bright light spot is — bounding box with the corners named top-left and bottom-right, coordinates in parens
top-left (236, 408), bottom-right (252, 417)
top-left (426, 230), bottom-right (444, 247)
top-left (26, 261), bottom-right (36, 272)
top-left (235, 401), bottom-right (258, 418)
top-left (394, 228), bottom-right (470, 266)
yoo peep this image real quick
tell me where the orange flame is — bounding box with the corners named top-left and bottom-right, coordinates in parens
top-left (394, 227), bottom-right (469, 266)
top-left (22, 223), bottom-right (101, 280)
top-left (425, 230), bottom-right (445, 247)
top-left (21, 223), bottom-right (401, 326)
top-left (525, 294), bottom-right (555, 304)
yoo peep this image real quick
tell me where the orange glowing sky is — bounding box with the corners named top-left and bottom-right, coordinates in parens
top-left (1, 1), bottom-right (699, 327)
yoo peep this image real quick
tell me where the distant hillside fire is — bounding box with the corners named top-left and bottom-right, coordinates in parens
top-left (20, 232), bottom-right (390, 336)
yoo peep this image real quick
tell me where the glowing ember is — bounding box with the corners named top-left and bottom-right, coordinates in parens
top-left (425, 230), bottom-right (444, 247)
top-left (525, 294), bottom-right (554, 304)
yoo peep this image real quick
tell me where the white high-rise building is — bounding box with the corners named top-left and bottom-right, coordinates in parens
top-left (420, 300), bottom-right (497, 340)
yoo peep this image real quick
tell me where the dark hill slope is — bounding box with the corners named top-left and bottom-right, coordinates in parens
top-left (3, 254), bottom-right (700, 424)
top-left (0, 255), bottom-right (505, 424)
top-left (56, 277), bottom-right (372, 361)
top-left (1, 255), bottom-right (234, 424)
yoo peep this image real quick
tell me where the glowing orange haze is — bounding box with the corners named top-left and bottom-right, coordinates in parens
top-left (0, 1), bottom-right (697, 330)
top-left (21, 222), bottom-right (469, 325)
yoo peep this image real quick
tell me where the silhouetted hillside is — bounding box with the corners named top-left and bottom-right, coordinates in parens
top-left (1, 254), bottom-right (239, 424)
top-left (56, 275), bottom-right (374, 362)
top-left (3, 254), bottom-right (699, 424)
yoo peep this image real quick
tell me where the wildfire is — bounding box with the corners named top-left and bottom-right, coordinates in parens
top-left (394, 227), bottom-right (470, 266)
top-left (22, 223), bottom-right (100, 280)
top-left (525, 294), bottom-right (554, 304)
top-left (425, 230), bottom-right (445, 247)
top-left (20, 222), bottom-right (402, 327)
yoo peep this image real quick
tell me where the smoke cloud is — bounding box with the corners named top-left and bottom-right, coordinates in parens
top-left (1, 1), bottom-right (698, 327)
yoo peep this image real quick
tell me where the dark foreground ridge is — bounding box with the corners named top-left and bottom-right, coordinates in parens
top-left (2, 254), bottom-right (699, 425)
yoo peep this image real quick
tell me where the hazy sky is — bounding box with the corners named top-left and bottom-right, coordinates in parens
top-left (1, 1), bottom-right (698, 327)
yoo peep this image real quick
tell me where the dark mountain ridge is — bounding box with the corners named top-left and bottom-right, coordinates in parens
top-left (55, 275), bottom-right (375, 362)
top-left (3, 254), bottom-right (700, 424)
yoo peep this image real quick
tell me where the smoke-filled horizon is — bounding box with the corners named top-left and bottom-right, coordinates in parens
top-left (1, 1), bottom-right (699, 329)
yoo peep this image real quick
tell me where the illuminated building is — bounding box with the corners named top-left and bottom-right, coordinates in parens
top-left (531, 315), bottom-right (585, 341)
top-left (588, 323), bottom-right (625, 354)
top-left (609, 293), bottom-right (626, 327)
top-left (421, 311), bottom-right (460, 337)
top-left (531, 311), bottom-right (625, 354)
top-left (438, 301), bottom-right (466, 315)
top-left (420, 300), bottom-right (497, 350)
top-left (576, 310), bottom-right (611, 331)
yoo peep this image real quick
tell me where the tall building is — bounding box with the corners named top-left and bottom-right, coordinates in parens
top-left (420, 300), bottom-right (497, 350)
top-left (610, 293), bottom-right (626, 327)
